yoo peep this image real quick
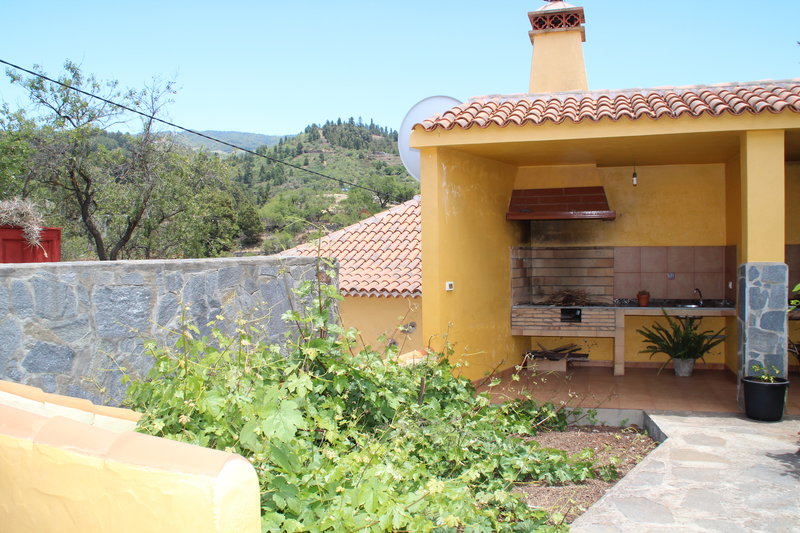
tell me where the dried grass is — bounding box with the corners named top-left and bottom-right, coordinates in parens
top-left (0, 197), bottom-right (44, 247)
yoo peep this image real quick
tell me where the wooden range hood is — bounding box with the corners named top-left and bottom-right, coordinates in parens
top-left (506, 186), bottom-right (616, 221)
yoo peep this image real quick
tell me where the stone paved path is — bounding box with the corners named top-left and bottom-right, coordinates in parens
top-left (571, 412), bottom-right (800, 533)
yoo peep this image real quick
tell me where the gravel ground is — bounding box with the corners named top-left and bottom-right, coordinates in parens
top-left (515, 426), bottom-right (658, 525)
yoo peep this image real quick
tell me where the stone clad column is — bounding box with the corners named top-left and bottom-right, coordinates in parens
top-left (738, 264), bottom-right (789, 380)
top-left (737, 130), bottom-right (788, 406)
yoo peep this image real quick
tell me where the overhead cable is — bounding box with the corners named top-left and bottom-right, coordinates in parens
top-left (0, 58), bottom-right (380, 194)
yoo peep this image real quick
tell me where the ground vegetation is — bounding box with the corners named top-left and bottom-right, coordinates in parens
top-left (124, 268), bottom-right (649, 532)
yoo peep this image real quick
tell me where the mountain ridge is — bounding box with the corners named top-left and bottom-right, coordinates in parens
top-left (169, 130), bottom-right (288, 153)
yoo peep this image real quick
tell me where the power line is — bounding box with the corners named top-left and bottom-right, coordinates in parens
top-left (0, 58), bottom-right (380, 195)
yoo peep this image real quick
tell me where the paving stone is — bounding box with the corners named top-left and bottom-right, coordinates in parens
top-left (625, 470), bottom-right (664, 485)
top-left (681, 488), bottom-right (728, 513)
top-left (570, 522), bottom-right (624, 533)
top-left (612, 497), bottom-right (674, 524)
top-left (681, 433), bottom-right (727, 447)
top-left (670, 447), bottom-right (730, 464)
top-left (740, 471), bottom-right (798, 494)
top-left (695, 518), bottom-right (747, 533)
top-left (577, 414), bottom-right (800, 532)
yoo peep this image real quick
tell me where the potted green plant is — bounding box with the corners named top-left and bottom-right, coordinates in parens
top-left (636, 311), bottom-right (726, 377)
top-left (742, 363), bottom-right (789, 422)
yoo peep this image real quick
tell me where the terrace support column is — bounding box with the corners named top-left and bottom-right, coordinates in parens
top-left (737, 130), bottom-right (788, 406)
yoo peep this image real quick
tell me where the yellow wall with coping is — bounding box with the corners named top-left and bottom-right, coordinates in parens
top-left (339, 295), bottom-right (423, 353)
top-left (0, 380), bottom-right (260, 533)
top-left (421, 147), bottom-right (529, 380)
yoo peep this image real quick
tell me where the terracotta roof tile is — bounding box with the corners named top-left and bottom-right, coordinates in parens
top-left (281, 197), bottom-right (421, 298)
top-left (416, 80), bottom-right (800, 131)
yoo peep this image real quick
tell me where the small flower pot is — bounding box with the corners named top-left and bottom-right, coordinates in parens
top-left (741, 376), bottom-right (789, 422)
top-left (672, 359), bottom-right (695, 377)
top-left (637, 293), bottom-right (650, 307)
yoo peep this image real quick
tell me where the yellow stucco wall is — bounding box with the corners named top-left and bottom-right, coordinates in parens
top-left (529, 29), bottom-right (588, 94)
top-left (740, 130), bottom-right (785, 262)
top-left (0, 381), bottom-right (260, 533)
top-left (421, 147), bottom-right (529, 380)
top-left (518, 163), bottom-right (727, 247)
top-left (787, 162), bottom-right (800, 245)
top-left (725, 156), bottom-right (743, 250)
top-left (339, 295), bottom-right (423, 353)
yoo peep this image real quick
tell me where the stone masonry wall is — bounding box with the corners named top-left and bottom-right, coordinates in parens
top-left (737, 262), bottom-right (789, 382)
top-left (0, 256), bottom-right (325, 405)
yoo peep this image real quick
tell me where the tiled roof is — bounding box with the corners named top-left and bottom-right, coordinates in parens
top-left (282, 197), bottom-right (421, 298)
top-left (416, 80), bottom-right (800, 131)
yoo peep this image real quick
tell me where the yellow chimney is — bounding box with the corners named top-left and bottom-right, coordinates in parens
top-left (528, 1), bottom-right (588, 93)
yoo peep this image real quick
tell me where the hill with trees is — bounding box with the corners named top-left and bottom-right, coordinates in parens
top-left (0, 61), bottom-right (418, 260)
top-left (170, 130), bottom-right (284, 153)
top-left (228, 118), bottom-right (417, 253)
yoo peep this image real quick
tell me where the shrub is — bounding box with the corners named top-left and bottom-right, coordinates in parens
top-left (125, 266), bottom-right (605, 532)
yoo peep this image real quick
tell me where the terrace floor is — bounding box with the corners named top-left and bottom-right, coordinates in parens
top-left (477, 366), bottom-right (800, 415)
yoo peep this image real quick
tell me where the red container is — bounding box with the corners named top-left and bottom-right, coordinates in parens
top-left (0, 226), bottom-right (61, 263)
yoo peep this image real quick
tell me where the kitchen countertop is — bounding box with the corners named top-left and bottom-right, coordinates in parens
top-left (514, 299), bottom-right (735, 311)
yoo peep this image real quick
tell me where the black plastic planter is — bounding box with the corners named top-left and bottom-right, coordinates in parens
top-left (741, 377), bottom-right (789, 422)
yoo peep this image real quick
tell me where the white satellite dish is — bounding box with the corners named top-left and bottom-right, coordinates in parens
top-left (398, 95), bottom-right (461, 181)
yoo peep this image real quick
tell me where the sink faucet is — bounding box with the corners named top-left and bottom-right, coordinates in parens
top-left (693, 288), bottom-right (703, 307)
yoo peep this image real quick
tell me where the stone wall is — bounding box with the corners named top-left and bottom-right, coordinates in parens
top-left (0, 256), bottom-right (325, 405)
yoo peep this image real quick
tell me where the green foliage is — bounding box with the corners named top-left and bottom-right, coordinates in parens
top-left (790, 283), bottom-right (799, 311)
top-left (126, 273), bottom-right (611, 532)
top-left (237, 200), bottom-right (263, 246)
top-left (0, 108), bottom-right (34, 198)
top-left (637, 311), bottom-right (726, 370)
top-left (227, 117), bottom-right (418, 251)
top-left (1, 60), bottom-right (416, 259)
top-left (262, 231), bottom-right (295, 254)
top-left (748, 363), bottom-right (782, 383)
top-left (1, 61), bottom-right (261, 260)
top-left (182, 188), bottom-right (239, 257)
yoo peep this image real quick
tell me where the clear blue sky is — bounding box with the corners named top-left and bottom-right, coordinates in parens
top-left (1, 0), bottom-right (797, 136)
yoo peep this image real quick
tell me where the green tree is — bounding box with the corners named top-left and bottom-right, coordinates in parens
top-left (5, 61), bottom-right (179, 260)
top-left (0, 108), bottom-right (35, 198)
top-left (237, 200), bottom-right (262, 246)
top-left (183, 188), bottom-right (239, 257)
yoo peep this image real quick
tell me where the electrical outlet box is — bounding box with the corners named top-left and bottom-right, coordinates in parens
top-left (445, 281), bottom-right (455, 291)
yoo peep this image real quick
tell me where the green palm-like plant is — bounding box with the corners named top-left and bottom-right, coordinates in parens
top-left (637, 311), bottom-right (726, 373)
